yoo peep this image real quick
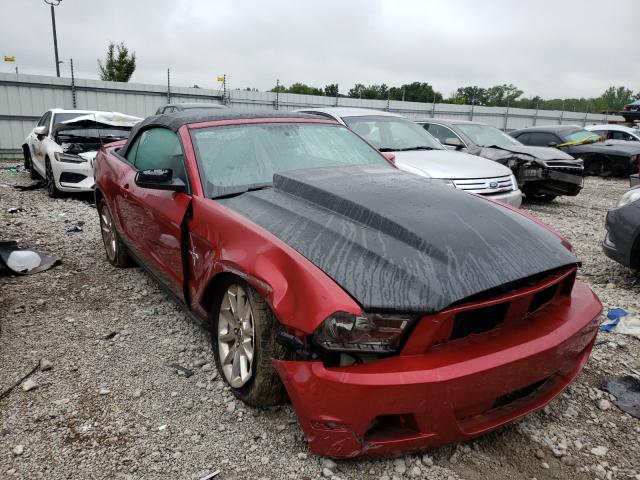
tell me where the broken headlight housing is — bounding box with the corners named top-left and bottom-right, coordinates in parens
top-left (312, 312), bottom-right (415, 353)
top-left (54, 152), bottom-right (87, 164)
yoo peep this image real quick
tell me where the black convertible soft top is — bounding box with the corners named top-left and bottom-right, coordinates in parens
top-left (119, 109), bottom-right (326, 157)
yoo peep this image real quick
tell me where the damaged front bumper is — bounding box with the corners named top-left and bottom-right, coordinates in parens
top-left (274, 279), bottom-right (601, 458)
top-left (519, 165), bottom-right (584, 197)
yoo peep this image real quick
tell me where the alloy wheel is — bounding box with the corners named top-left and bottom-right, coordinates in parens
top-left (45, 160), bottom-right (55, 195)
top-left (99, 205), bottom-right (117, 262)
top-left (218, 284), bottom-right (256, 388)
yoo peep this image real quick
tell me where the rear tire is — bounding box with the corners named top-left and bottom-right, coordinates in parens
top-left (211, 278), bottom-right (287, 407)
top-left (98, 199), bottom-right (131, 267)
top-left (45, 156), bottom-right (62, 198)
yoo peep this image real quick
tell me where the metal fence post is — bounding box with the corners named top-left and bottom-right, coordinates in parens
top-left (533, 100), bottom-right (539, 126)
top-left (167, 68), bottom-right (171, 104)
top-left (431, 101), bottom-right (436, 118)
top-left (275, 79), bottom-right (279, 110)
top-left (503, 99), bottom-right (510, 131)
top-left (70, 58), bottom-right (76, 108)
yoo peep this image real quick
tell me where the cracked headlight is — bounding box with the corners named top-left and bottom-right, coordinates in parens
top-left (313, 312), bottom-right (415, 353)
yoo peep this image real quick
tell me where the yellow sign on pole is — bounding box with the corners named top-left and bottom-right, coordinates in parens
top-left (217, 76), bottom-right (225, 82)
top-left (4, 56), bottom-right (16, 62)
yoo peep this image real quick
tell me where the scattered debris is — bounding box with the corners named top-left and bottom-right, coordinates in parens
top-left (601, 376), bottom-right (640, 419)
top-left (40, 358), bottom-right (53, 371)
top-left (170, 363), bottom-right (194, 378)
top-left (13, 180), bottom-right (46, 191)
top-left (615, 314), bottom-right (640, 339)
top-left (590, 446), bottom-right (609, 456)
top-left (0, 240), bottom-right (60, 275)
top-left (7, 207), bottom-right (25, 214)
top-left (21, 379), bottom-right (38, 392)
top-left (98, 388), bottom-right (111, 395)
top-left (13, 445), bottom-right (24, 456)
top-left (599, 307), bottom-right (628, 332)
top-left (103, 331), bottom-right (117, 340)
top-left (199, 470), bottom-right (221, 480)
top-left (0, 363), bottom-right (39, 400)
top-left (66, 221), bottom-right (85, 233)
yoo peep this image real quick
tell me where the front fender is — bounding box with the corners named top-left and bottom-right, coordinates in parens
top-left (188, 196), bottom-right (361, 334)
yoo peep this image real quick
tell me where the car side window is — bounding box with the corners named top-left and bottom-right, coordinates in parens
top-left (426, 124), bottom-right (458, 144)
top-left (133, 128), bottom-right (187, 183)
top-left (37, 111), bottom-right (51, 128)
top-left (513, 132), bottom-right (529, 144)
top-left (527, 132), bottom-right (560, 147)
top-left (610, 130), bottom-right (635, 141)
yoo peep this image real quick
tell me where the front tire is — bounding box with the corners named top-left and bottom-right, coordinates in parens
top-left (45, 156), bottom-right (62, 198)
top-left (211, 279), bottom-right (287, 407)
top-left (98, 199), bottom-right (131, 267)
top-left (530, 194), bottom-right (557, 203)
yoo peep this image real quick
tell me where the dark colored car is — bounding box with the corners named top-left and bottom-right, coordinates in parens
top-left (621, 100), bottom-right (640, 123)
top-left (510, 125), bottom-right (640, 176)
top-left (155, 102), bottom-right (227, 114)
top-left (603, 186), bottom-right (640, 269)
top-left (94, 110), bottom-right (601, 458)
top-left (419, 119), bottom-right (583, 202)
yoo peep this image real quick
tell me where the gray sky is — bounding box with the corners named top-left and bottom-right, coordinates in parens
top-left (1, 0), bottom-right (638, 99)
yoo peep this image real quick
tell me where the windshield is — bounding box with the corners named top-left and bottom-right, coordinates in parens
top-left (342, 115), bottom-right (443, 151)
top-left (562, 130), bottom-right (601, 144)
top-left (57, 128), bottom-right (132, 139)
top-left (456, 123), bottom-right (521, 147)
top-left (53, 113), bottom-right (91, 124)
top-left (191, 122), bottom-right (390, 198)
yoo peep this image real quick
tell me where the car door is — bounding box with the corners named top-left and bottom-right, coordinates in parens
top-left (119, 127), bottom-right (192, 301)
top-left (30, 111), bottom-right (52, 174)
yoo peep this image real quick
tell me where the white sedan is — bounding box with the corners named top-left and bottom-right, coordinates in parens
top-left (22, 109), bottom-right (141, 197)
top-left (586, 124), bottom-right (640, 142)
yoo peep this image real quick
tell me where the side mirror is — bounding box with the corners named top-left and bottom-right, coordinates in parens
top-left (444, 137), bottom-right (463, 149)
top-left (34, 126), bottom-right (48, 136)
top-left (135, 169), bottom-right (186, 192)
top-left (548, 142), bottom-right (558, 147)
top-left (381, 151), bottom-right (396, 164)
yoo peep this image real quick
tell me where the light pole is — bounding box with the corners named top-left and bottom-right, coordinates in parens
top-left (44, 0), bottom-right (62, 77)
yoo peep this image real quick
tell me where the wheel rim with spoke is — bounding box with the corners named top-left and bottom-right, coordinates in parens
top-left (100, 205), bottom-right (117, 261)
top-left (218, 284), bottom-right (256, 388)
top-left (46, 160), bottom-right (54, 194)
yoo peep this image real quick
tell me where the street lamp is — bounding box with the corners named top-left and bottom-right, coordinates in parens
top-left (44, 0), bottom-right (62, 77)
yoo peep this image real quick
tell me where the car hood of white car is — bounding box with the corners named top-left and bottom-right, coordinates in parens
top-left (394, 149), bottom-right (512, 179)
top-left (59, 112), bottom-right (142, 128)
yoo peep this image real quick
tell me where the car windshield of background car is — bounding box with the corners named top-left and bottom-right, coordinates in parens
top-left (191, 122), bottom-right (391, 198)
top-left (563, 130), bottom-right (601, 144)
top-left (343, 115), bottom-right (443, 151)
top-left (457, 124), bottom-right (522, 148)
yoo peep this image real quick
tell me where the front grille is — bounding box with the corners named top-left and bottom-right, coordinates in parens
top-left (453, 175), bottom-right (514, 195)
top-left (59, 172), bottom-right (87, 183)
top-left (400, 267), bottom-right (578, 356)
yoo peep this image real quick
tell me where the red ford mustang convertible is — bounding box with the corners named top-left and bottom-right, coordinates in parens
top-left (94, 111), bottom-right (602, 458)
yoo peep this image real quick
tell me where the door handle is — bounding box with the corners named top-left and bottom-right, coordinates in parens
top-left (120, 183), bottom-right (130, 198)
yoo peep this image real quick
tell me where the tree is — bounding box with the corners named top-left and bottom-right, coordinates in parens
top-left (389, 82), bottom-right (443, 103)
top-left (485, 84), bottom-right (523, 106)
top-left (449, 86), bottom-right (488, 105)
top-left (324, 83), bottom-right (339, 97)
top-left (596, 86), bottom-right (635, 111)
top-left (98, 42), bottom-right (136, 82)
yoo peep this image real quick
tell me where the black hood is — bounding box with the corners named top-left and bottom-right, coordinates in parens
top-left (220, 166), bottom-right (578, 313)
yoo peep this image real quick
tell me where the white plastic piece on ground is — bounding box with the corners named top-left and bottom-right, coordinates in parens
top-left (616, 315), bottom-right (640, 339)
top-left (6, 250), bottom-right (42, 272)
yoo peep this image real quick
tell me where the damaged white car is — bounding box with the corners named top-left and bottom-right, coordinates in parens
top-left (22, 109), bottom-right (141, 197)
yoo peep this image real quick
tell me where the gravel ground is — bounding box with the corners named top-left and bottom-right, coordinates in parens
top-left (1, 162), bottom-right (639, 480)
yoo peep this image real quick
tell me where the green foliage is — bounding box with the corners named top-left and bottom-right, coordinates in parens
top-left (266, 79), bottom-right (637, 113)
top-left (98, 42), bottom-right (136, 82)
top-left (324, 83), bottom-right (339, 97)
